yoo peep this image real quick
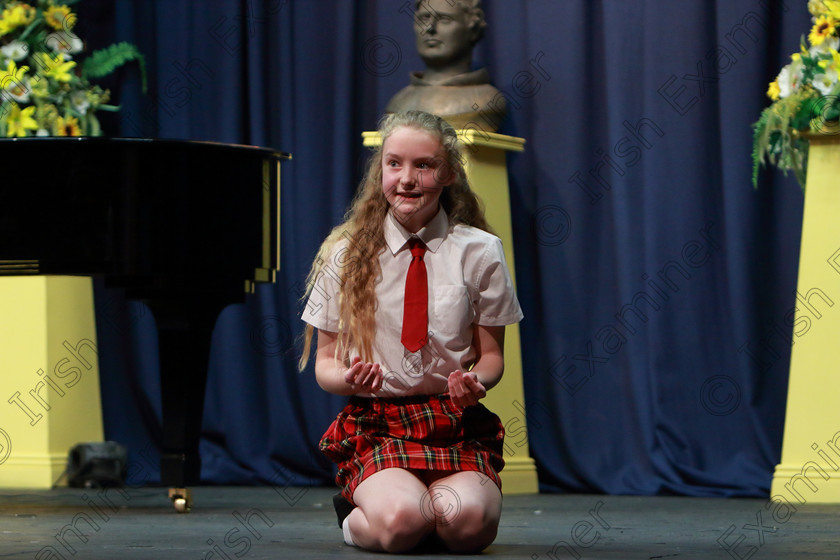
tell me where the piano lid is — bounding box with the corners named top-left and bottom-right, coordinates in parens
top-left (0, 137), bottom-right (290, 295)
top-left (1, 135), bottom-right (291, 157)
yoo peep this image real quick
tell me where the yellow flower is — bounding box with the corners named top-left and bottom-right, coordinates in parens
top-left (767, 79), bottom-right (781, 101)
top-left (0, 10), bottom-right (14, 36)
top-left (44, 4), bottom-right (75, 31)
top-left (37, 53), bottom-right (77, 83)
top-left (0, 60), bottom-right (31, 102)
top-left (810, 0), bottom-right (827, 16)
top-left (824, 0), bottom-right (840, 19)
top-left (809, 15), bottom-right (837, 46)
top-left (0, 59), bottom-right (29, 84)
top-left (54, 115), bottom-right (82, 136)
top-left (4, 102), bottom-right (38, 137)
top-left (0, 3), bottom-right (36, 36)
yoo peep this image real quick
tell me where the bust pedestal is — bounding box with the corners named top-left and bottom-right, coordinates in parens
top-left (363, 129), bottom-right (538, 494)
top-left (0, 277), bottom-right (104, 488)
top-left (770, 135), bottom-right (840, 503)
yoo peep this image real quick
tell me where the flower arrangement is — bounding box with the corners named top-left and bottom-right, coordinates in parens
top-left (752, 0), bottom-right (840, 188)
top-left (0, 0), bottom-right (145, 138)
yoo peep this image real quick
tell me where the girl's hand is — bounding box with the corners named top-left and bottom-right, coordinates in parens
top-left (344, 356), bottom-right (383, 394)
top-left (447, 370), bottom-right (487, 408)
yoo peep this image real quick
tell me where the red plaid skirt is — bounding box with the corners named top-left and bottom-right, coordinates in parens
top-left (319, 394), bottom-right (505, 503)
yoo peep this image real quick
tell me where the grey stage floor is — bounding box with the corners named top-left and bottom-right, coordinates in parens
top-left (1, 485), bottom-right (838, 559)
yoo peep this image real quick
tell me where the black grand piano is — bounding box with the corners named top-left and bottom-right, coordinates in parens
top-left (0, 137), bottom-right (290, 511)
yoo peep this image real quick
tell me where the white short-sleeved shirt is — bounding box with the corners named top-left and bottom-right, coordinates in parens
top-left (301, 208), bottom-right (523, 397)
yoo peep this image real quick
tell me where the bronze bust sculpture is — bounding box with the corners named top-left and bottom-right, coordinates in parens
top-left (385, 0), bottom-right (506, 131)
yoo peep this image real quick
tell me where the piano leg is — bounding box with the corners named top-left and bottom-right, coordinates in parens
top-left (147, 299), bottom-right (226, 513)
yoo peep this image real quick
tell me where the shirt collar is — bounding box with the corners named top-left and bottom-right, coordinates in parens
top-left (384, 207), bottom-right (449, 255)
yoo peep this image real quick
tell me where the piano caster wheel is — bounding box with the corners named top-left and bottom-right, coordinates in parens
top-left (168, 488), bottom-right (192, 513)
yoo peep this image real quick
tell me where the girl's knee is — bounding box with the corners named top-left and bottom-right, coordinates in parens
top-left (377, 500), bottom-right (434, 552)
top-left (436, 502), bottom-right (499, 553)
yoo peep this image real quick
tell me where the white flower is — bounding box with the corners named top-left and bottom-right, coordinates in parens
top-left (45, 31), bottom-right (84, 58)
top-left (810, 36), bottom-right (840, 55)
top-left (777, 59), bottom-right (805, 98)
top-left (70, 90), bottom-right (90, 115)
top-left (1, 41), bottom-right (29, 61)
top-left (4, 77), bottom-right (30, 103)
top-left (36, 128), bottom-right (50, 137)
top-left (812, 67), bottom-right (839, 95)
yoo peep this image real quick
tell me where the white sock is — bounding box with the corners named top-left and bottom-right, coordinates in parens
top-left (342, 517), bottom-right (357, 547)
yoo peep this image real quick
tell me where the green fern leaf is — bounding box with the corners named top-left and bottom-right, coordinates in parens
top-left (751, 108), bottom-right (771, 188)
top-left (81, 42), bottom-right (147, 93)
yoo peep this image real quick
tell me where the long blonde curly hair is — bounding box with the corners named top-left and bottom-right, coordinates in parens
top-left (298, 111), bottom-right (492, 370)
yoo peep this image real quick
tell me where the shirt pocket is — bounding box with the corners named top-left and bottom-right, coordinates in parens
top-left (431, 285), bottom-right (474, 337)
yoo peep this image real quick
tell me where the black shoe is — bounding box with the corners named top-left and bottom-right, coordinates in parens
top-left (413, 532), bottom-right (447, 553)
top-left (333, 492), bottom-right (355, 528)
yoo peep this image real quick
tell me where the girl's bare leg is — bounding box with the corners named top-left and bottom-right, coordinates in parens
top-left (424, 471), bottom-right (502, 553)
top-left (347, 468), bottom-right (435, 552)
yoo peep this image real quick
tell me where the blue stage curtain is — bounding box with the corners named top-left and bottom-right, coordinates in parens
top-left (80, 0), bottom-right (810, 496)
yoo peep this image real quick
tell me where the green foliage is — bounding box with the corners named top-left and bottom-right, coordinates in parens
top-left (751, 110), bottom-right (772, 188)
top-left (751, 89), bottom-right (818, 190)
top-left (0, 1), bottom-right (147, 137)
top-left (81, 42), bottom-right (147, 93)
top-left (751, 1), bottom-right (840, 191)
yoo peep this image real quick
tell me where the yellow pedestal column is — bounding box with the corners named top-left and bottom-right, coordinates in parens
top-left (363, 130), bottom-right (539, 494)
top-left (0, 277), bottom-right (104, 488)
top-left (770, 135), bottom-right (840, 503)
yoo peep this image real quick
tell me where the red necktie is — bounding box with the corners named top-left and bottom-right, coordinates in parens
top-left (401, 238), bottom-right (428, 352)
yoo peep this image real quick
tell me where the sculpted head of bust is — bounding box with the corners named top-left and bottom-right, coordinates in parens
top-left (413, 0), bottom-right (486, 81)
top-left (385, 0), bottom-right (506, 131)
